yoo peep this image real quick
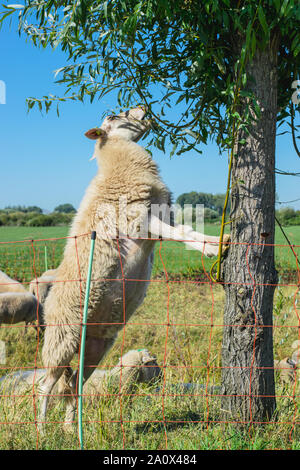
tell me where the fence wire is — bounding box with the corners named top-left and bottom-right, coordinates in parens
top-left (0, 233), bottom-right (299, 450)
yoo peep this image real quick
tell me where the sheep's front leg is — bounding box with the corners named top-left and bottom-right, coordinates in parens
top-left (175, 223), bottom-right (230, 256)
top-left (148, 215), bottom-right (229, 257)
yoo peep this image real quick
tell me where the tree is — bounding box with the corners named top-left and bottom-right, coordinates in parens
top-left (26, 205), bottom-right (43, 213)
top-left (54, 203), bottom-right (76, 213)
top-left (1, 0), bottom-right (299, 423)
top-left (176, 191), bottom-right (230, 220)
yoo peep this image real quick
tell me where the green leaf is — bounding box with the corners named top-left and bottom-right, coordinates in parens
top-left (279, 0), bottom-right (290, 17)
top-left (258, 5), bottom-right (269, 36)
top-left (251, 30), bottom-right (256, 56)
top-left (103, 1), bottom-right (108, 19)
top-left (175, 94), bottom-right (185, 105)
top-left (185, 129), bottom-right (198, 139)
top-left (291, 35), bottom-right (300, 56)
top-left (273, 0), bottom-right (281, 12)
top-left (170, 142), bottom-right (178, 157)
top-left (6, 4), bottom-right (24, 9)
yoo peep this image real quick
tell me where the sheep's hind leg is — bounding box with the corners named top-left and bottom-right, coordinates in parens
top-left (38, 326), bottom-right (79, 434)
top-left (63, 336), bottom-right (115, 432)
top-left (38, 367), bottom-right (64, 434)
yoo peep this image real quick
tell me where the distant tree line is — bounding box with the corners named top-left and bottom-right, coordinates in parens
top-left (275, 207), bottom-right (300, 226)
top-left (0, 199), bottom-right (299, 227)
top-left (176, 192), bottom-right (231, 223)
top-left (176, 192), bottom-right (300, 226)
top-left (0, 204), bottom-right (76, 226)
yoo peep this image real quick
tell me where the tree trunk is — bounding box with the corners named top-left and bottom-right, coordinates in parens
top-left (221, 36), bottom-right (279, 423)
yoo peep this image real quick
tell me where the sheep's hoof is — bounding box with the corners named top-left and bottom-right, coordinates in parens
top-left (221, 234), bottom-right (231, 255)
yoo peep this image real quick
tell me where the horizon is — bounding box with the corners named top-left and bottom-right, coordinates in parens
top-left (1, 191), bottom-right (300, 215)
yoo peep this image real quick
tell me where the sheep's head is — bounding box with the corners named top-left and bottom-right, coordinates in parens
top-left (85, 107), bottom-right (152, 154)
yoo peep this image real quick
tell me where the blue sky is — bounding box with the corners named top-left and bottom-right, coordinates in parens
top-left (0, 21), bottom-right (299, 212)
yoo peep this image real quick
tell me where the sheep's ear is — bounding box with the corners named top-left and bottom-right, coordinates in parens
top-left (85, 128), bottom-right (106, 140)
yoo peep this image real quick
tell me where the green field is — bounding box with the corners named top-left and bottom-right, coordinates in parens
top-left (0, 224), bottom-right (299, 284)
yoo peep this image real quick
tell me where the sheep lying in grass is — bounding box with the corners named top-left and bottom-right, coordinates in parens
top-left (274, 340), bottom-right (300, 385)
top-left (29, 269), bottom-right (57, 307)
top-left (0, 292), bottom-right (43, 329)
top-left (291, 340), bottom-right (300, 365)
top-left (0, 349), bottom-right (160, 396)
top-left (39, 106), bottom-right (230, 431)
top-left (0, 270), bottom-right (26, 294)
top-left (274, 358), bottom-right (297, 385)
top-left (99, 348), bottom-right (161, 393)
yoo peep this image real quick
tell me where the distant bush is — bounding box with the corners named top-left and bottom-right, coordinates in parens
top-left (3, 205), bottom-right (43, 213)
top-left (176, 191), bottom-right (230, 216)
top-left (51, 212), bottom-right (74, 225)
top-left (204, 208), bottom-right (219, 222)
top-left (175, 192), bottom-right (300, 226)
top-left (0, 205), bottom-right (76, 226)
top-left (26, 215), bottom-right (54, 227)
top-left (25, 213), bottom-right (74, 227)
top-left (276, 207), bottom-right (300, 226)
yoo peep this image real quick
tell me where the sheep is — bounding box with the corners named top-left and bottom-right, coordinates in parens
top-left (274, 357), bottom-right (298, 385)
top-left (100, 348), bottom-right (162, 392)
top-left (29, 269), bottom-right (57, 307)
top-left (38, 106), bottom-right (229, 430)
top-left (292, 339), bottom-right (300, 351)
top-left (0, 348), bottom-right (161, 395)
top-left (0, 292), bottom-right (43, 329)
top-left (0, 270), bottom-right (26, 294)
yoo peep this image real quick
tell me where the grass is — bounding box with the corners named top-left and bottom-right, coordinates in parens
top-left (0, 226), bottom-right (68, 286)
top-left (0, 225), bottom-right (299, 450)
top-left (0, 282), bottom-right (299, 450)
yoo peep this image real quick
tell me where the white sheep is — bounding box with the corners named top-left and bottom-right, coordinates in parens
top-left (29, 269), bottom-right (57, 306)
top-left (38, 107), bottom-right (229, 430)
top-left (274, 357), bottom-right (298, 385)
top-left (0, 292), bottom-right (43, 329)
top-left (0, 349), bottom-right (161, 396)
top-left (0, 270), bottom-right (26, 294)
top-left (274, 340), bottom-right (300, 385)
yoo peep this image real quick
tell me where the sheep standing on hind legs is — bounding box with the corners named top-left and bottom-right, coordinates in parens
top-left (38, 107), bottom-right (229, 431)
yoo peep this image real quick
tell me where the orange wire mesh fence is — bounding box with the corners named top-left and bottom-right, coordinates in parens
top-left (0, 233), bottom-right (299, 450)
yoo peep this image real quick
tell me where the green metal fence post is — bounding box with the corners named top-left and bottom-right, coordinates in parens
top-left (78, 230), bottom-right (96, 450)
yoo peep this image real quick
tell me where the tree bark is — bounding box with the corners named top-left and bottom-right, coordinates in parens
top-left (221, 36), bottom-right (279, 423)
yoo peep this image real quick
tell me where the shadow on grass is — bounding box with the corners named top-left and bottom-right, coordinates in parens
top-left (134, 411), bottom-right (213, 434)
